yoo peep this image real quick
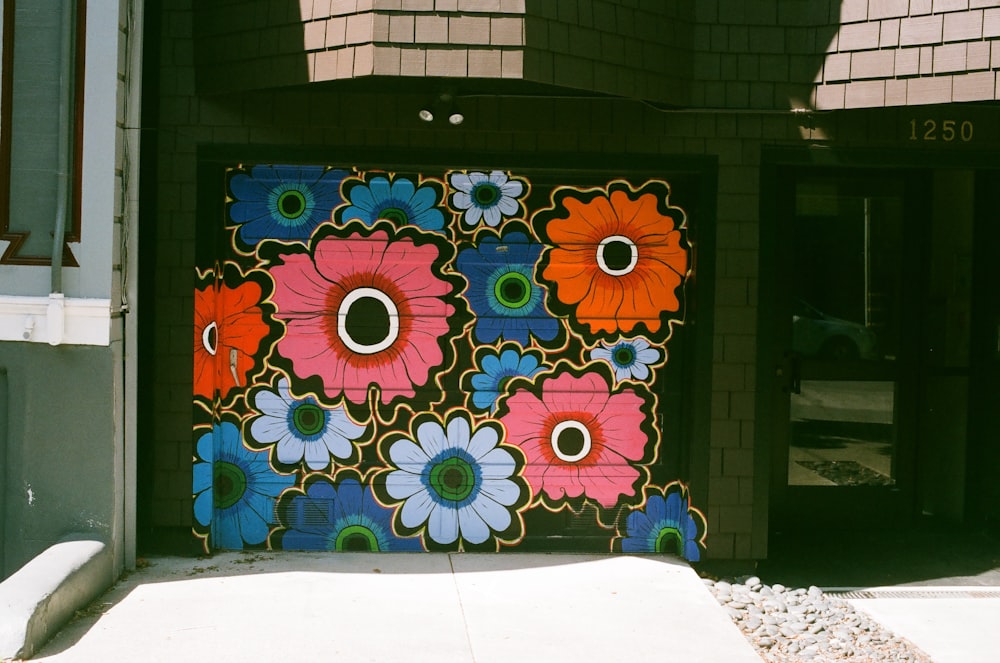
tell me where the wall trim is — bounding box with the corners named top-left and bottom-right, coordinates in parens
top-left (0, 295), bottom-right (111, 345)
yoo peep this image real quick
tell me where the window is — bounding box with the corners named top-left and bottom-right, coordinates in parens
top-left (0, 0), bottom-right (86, 266)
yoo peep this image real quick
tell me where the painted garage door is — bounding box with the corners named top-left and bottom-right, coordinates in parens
top-left (192, 163), bottom-right (707, 559)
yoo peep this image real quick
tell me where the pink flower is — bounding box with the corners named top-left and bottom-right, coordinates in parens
top-left (499, 371), bottom-right (650, 508)
top-left (269, 229), bottom-right (456, 404)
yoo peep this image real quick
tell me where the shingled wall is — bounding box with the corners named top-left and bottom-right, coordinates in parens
top-left (814, 0), bottom-right (1000, 108)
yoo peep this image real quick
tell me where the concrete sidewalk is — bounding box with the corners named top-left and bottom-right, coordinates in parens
top-left (23, 553), bottom-right (761, 663)
top-left (838, 586), bottom-right (1000, 663)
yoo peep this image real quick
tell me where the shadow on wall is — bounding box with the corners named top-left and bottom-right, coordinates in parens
top-left (192, 0), bottom-right (310, 95)
top-left (780, 0), bottom-right (845, 111)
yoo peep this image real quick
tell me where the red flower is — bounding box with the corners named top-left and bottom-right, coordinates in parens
top-left (193, 274), bottom-right (270, 401)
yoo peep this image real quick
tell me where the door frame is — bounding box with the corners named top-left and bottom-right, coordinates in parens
top-left (758, 145), bottom-right (1000, 535)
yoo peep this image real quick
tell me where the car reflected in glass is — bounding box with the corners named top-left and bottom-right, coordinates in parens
top-left (792, 300), bottom-right (879, 361)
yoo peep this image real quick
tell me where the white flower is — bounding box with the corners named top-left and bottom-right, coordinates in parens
top-left (449, 170), bottom-right (524, 227)
top-left (249, 378), bottom-right (365, 470)
top-left (385, 413), bottom-right (520, 545)
top-left (591, 337), bottom-right (661, 382)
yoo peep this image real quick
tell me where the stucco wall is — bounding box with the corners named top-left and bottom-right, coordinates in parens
top-left (0, 344), bottom-right (118, 578)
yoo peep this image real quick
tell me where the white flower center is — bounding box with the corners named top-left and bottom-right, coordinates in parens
top-left (337, 287), bottom-right (400, 354)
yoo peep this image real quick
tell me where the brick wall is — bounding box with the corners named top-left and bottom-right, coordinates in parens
top-left (192, 1), bottom-right (693, 103)
top-left (147, 0), bottom-right (997, 559)
top-left (521, 0), bottom-right (694, 103)
top-left (150, 0), bottom-right (787, 559)
top-left (689, 0), bottom-right (843, 110)
top-left (814, 0), bottom-right (1000, 108)
top-left (193, 0), bottom-right (527, 92)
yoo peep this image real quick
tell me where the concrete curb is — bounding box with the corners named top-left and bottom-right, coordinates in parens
top-left (0, 537), bottom-right (112, 661)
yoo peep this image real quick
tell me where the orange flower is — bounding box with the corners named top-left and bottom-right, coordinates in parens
top-left (193, 275), bottom-right (270, 401)
top-left (540, 182), bottom-right (688, 336)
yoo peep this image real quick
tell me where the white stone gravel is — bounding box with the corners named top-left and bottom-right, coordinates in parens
top-left (704, 575), bottom-right (934, 662)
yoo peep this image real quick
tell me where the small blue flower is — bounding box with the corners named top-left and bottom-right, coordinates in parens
top-left (193, 421), bottom-right (296, 549)
top-left (249, 378), bottom-right (365, 471)
top-left (621, 488), bottom-right (702, 561)
top-left (229, 165), bottom-right (347, 244)
top-left (278, 477), bottom-right (424, 552)
top-left (385, 413), bottom-right (521, 545)
top-left (590, 337), bottom-right (661, 382)
top-left (340, 176), bottom-right (445, 232)
top-left (456, 231), bottom-right (559, 344)
top-left (449, 170), bottom-right (524, 227)
top-left (470, 348), bottom-right (543, 413)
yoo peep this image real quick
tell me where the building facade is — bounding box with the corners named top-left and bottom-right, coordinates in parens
top-left (3, 0), bottom-right (999, 581)
top-left (138, 0), bottom-right (1000, 560)
top-left (0, 0), bottom-right (142, 580)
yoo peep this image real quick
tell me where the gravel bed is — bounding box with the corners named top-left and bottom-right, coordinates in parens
top-left (704, 575), bottom-right (933, 662)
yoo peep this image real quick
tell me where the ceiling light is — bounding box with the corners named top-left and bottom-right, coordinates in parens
top-left (418, 91), bottom-right (464, 126)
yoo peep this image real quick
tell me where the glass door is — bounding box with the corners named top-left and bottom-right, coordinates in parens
top-left (769, 170), bottom-right (921, 528)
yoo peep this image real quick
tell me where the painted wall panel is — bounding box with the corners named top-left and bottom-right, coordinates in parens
top-left (192, 163), bottom-right (707, 560)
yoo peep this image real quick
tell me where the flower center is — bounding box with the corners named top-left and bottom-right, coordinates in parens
top-left (494, 271), bottom-right (532, 309)
top-left (429, 456), bottom-right (476, 502)
top-left (277, 189), bottom-right (307, 219)
top-left (213, 461), bottom-right (247, 510)
top-left (335, 524), bottom-right (380, 552)
top-left (473, 183), bottom-right (500, 207)
top-left (202, 321), bottom-right (218, 356)
top-left (613, 345), bottom-right (636, 367)
top-left (550, 420), bottom-right (592, 463)
top-left (655, 527), bottom-right (683, 555)
top-left (597, 235), bottom-right (639, 276)
top-left (291, 401), bottom-right (326, 437)
top-left (337, 287), bottom-right (399, 354)
top-left (378, 206), bottom-right (410, 225)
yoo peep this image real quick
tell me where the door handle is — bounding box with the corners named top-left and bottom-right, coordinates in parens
top-left (778, 352), bottom-right (801, 394)
top-left (229, 348), bottom-right (241, 387)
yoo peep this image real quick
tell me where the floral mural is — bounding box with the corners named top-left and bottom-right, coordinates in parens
top-left (194, 166), bottom-right (707, 560)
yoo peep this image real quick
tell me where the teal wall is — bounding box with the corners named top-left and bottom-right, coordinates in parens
top-left (0, 343), bottom-right (117, 578)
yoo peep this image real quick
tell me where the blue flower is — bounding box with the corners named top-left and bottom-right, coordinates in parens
top-left (193, 421), bottom-right (296, 549)
top-left (470, 347), bottom-right (543, 413)
top-left (278, 477), bottom-right (424, 552)
top-left (229, 165), bottom-right (347, 244)
top-left (385, 413), bottom-right (521, 546)
top-left (621, 488), bottom-right (702, 561)
top-left (449, 170), bottom-right (524, 227)
top-left (249, 378), bottom-right (366, 471)
top-left (340, 176), bottom-right (445, 232)
top-left (590, 337), bottom-right (661, 382)
top-left (456, 231), bottom-right (559, 344)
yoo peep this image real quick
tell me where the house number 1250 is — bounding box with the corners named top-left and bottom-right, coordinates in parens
top-left (909, 119), bottom-right (973, 142)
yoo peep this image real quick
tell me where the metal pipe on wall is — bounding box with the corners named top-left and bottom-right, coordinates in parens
top-left (48, 0), bottom-right (77, 345)
top-left (0, 367), bottom-right (8, 576)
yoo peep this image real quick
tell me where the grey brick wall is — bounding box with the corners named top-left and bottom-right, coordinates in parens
top-left (147, 0), bottom-right (1000, 559)
top-left (150, 0), bottom-right (769, 559)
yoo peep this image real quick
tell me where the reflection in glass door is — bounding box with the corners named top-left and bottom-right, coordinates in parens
top-left (785, 176), bottom-right (905, 491)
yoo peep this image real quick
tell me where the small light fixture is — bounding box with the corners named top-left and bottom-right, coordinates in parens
top-left (418, 92), bottom-right (464, 126)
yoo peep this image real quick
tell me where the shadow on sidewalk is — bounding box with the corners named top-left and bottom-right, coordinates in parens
top-left (754, 520), bottom-right (1000, 589)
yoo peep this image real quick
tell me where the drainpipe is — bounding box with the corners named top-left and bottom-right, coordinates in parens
top-left (48, 0), bottom-right (77, 346)
top-left (1, 367), bottom-right (8, 576)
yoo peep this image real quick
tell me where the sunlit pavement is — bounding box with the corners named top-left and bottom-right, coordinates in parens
top-left (26, 553), bottom-right (760, 663)
top-left (837, 587), bottom-right (1000, 663)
